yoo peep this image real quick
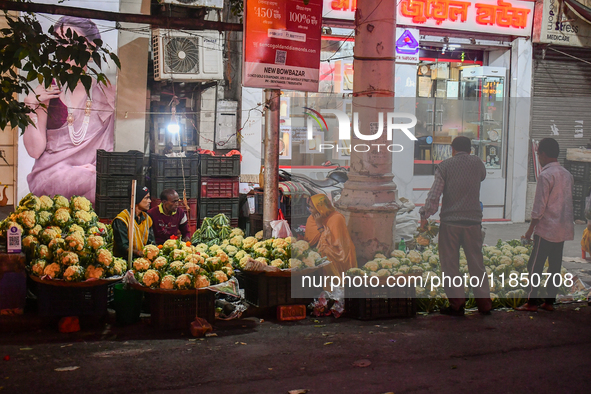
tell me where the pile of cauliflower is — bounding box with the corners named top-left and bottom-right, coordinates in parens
top-left (0, 193), bottom-right (123, 282)
top-left (346, 240), bottom-right (573, 312)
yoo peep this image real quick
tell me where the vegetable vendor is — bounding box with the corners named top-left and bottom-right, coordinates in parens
top-left (148, 188), bottom-right (191, 245)
top-left (305, 194), bottom-right (357, 276)
top-left (112, 184), bottom-right (155, 258)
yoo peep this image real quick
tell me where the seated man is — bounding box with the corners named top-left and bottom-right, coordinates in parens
top-left (148, 188), bottom-right (191, 245)
top-left (112, 184), bottom-right (156, 258)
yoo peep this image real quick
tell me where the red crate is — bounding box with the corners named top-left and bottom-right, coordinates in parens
top-left (200, 177), bottom-right (239, 199)
top-left (150, 198), bottom-right (197, 221)
top-left (277, 304), bottom-right (307, 321)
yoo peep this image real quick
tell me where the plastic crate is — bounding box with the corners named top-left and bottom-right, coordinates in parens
top-left (253, 190), bottom-right (308, 218)
top-left (345, 285), bottom-right (416, 320)
top-left (96, 174), bottom-right (144, 198)
top-left (95, 196), bottom-right (130, 219)
top-left (199, 198), bottom-right (239, 221)
top-left (572, 182), bottom-right (591, 200)
top-left (149, 291), bottom-right (215, 329)
top-left (236, 272), bottom-right (313, 308)
top-left (150, 198), bottom-right (197, 221)
top-left (151, 176), bottom-right (199, 199)
top-left (573, 199), bottom-right (586, 220)
top-left (565, 160), bottom-right (591, 182)
top-left (96, 149), bottom-right (143, 175)
top-left (249, 214), bottom-right (263, 236)
top-left (37, 283), bottom-right (109, 317)
top-left (200, 177), bottom-right (239, 199)
top-left (150, 154), bottom-right (199, 178)
top-left (200, 155), bottom-right (240, 177)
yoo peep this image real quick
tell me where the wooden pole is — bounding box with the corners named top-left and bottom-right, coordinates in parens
top-left (262, 89), bottom-right (280, 239)
top-left (128, 180), bottom-right (137, 266)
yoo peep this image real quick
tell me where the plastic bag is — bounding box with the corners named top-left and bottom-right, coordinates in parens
top-left (271, 209), bottom-right (292, 238)
top-left (309, 287), bottom-right (345, 318)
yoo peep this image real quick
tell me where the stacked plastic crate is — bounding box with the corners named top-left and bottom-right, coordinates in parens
top-left (199, 154), bottom-right (240, 227)
top-left (95, 149), bottom-right (144, 220)
top-left (565, 160), bottom-right (591, 220)
top-left (149, 154), bottom-right (200, 230)
top-left (250, 188), bottom-right (308, 236)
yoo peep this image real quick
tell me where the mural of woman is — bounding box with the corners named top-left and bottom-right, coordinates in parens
top-left (23, 16), bottom-right (115, 204)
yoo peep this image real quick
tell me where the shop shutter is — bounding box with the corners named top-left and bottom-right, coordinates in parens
top-left (529, 45), bottom-right (591, 181)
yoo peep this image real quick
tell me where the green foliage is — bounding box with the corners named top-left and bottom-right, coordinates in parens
top-left (0, 10), bottom-right (120, 132)
top-left (228, 0), bottom-right (244, 21)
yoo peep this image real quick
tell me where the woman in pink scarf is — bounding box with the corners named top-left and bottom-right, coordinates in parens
top-left (23, 16), bottom-right (115, 204)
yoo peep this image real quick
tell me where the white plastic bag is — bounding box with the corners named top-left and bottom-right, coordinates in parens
top-left (271, 219), bottom-right (292, 238)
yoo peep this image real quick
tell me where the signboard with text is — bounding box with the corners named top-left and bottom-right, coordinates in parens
top-left (323, 0), bottom-right (534, 37)
top-left (243, 0), bottom-right (323, 92)
top-left (396, 28), bottom-right (420, 63)
top-left (533, 0), bottom-right (591, 47)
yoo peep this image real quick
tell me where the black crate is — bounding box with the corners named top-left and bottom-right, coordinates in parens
top-left (37, 283), bottom-right (108, 317)
top-left (96, 149), bottom-right (143, 175)
top-left (96, 174), bottom-right (144, 198)
top-left (249, 214), bottom-right (263, 236)
top-left (565, 160), bottom-right (591, 182)
top-left (150, 154), bottom-right (199, 178)
top-left (254, 191), bottom-right (308, 218)
top-left (236, 272), bottom-right (313, 308)
top-left (200, 155), bottom-right (240, 177)
top-left (573, 181), bottom-right (591, 200)
top-left (149, 291), bottom-right (215, 330)
top-left (150, 176), bottom-right (199, 199)
top-left (573, 199), bottom-right (586, 221)
top-left (95, 196), bottom-right (130, 219)
top-left (345, 285), bottom-right (416, 320)
top-left (199, 198), bottom-right (240, 221)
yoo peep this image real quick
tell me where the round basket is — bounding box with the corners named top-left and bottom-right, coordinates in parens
top-left (129, 282), bottom-right (211, 295)
top-left (29, 275), bottom-right (122, 288)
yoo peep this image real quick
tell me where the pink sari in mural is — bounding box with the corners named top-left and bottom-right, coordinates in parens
top-left (26, 81), bottom-right (115, 204)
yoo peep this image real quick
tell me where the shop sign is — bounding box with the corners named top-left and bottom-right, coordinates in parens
top-left (532, 0), bottom-right (591, 47)
top-left (243, 0), bottom-right (323, 92)
top-left (322, 0), bottom-right (534, 37)
top-left (396, 28), bottom-right (420, 63)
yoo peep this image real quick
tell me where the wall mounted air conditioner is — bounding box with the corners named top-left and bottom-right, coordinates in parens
top-left (152, 29), bottom-right (223, 82)
top-left (160, 0), bottom-right (223, 9)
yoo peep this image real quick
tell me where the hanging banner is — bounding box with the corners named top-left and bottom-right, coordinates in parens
top-left (533, 0), bottom-right (591, 47)
top-left (323, 0), bottom-right (535, 37)
top-left (243, 0), bottom-right (323, 92)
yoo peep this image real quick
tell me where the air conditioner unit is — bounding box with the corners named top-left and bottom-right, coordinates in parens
top-left (160, 0), bottom-right (223, 9)
top-left (152, 29), bottom-right (223, 82)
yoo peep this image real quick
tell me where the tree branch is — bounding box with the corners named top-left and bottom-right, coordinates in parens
top-left (0, 0), bottom-right (243, 31)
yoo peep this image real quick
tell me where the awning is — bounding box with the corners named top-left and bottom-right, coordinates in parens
top-left (564, 0), bottom-right (591, 25)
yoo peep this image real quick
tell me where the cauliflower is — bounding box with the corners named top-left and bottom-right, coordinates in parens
top-left (61, 252), bottom-right (79, 266)
top-left (175, 274), bottom-right (192, 290)
top-left (37, 211), bottom-right (52, 227)
top-left (97, 249), bottom-right (113, 267)
top-left (376, 269), bottom-right (390, 277)
top-left (18, 194), bottom-right (41, 211)
top-left (162, 239), bottom-right (179, 253)
top-left (241, 236), bottom-right (257, 250)
top-left (221, 266), bottom-right (233, 277)
top-left (36, 244), bottom-right (51, 260)
top-left (109, 259), bottom-right (126, 277)
top-left (514, 246), bottom-right (529, 255)
top-left (307, 251), bottom-right (322, 263)
top-left (86, 235), bottom-right (105, 251)
top-left (255, 257), bottom-right (268, 265)
top-left (143, 244), bottom-right (160, 261)
top-left (388, 258), bottom-right (401, 268)
top-left (160, 275), bottom-right (176, 289)
top-left (74, 210), bottom-right (93, 226)
top-left (151, 256), bottom-right (168, 271)
top-left (216, 250), bottom-right (229, 263)
top-left (428, 255), bottom-right (439, 267)
top-left (230, 228), bottom-right (244, 237)
top-left (28, 225), bottom-right (42, 237)
top-left (239, 255), bottom-right (252, 269)
top-left (499, 256), bottom-right (512, 265)
top-left (374, 253), bottom-right (387, 260)
top-left (53, 207), bottom-right (71, 226)
top-left (289, 258), bottom-right (302, 269)
top-left (85, 264), bottom-right (105, 279)
top-left (407, 250), bottom-right (422, 264)
top-left (270, 259), bottom-right (284, 268)
top-left (18, 210), bottom-right (36, 229)
top-left (184, 262), bottom-right (201, 275)
top-left (30, 259), bottom-right (47, 277)
top-left (171, 249), bottom-right (188, 261)
top-left (224, 245), bottom-right (238, 256)
top-left (254, 247), bottom-right (269, 258)
top-left (185, 254), bottom-right (204, 265)
top-left (53, 195), bottom-right (70, 210)
top-left (133, 258), bottom-right (151, 272)
top-left (380, 259), bottom-right (394, 269)
top-left (229, 235), bottom-right (244, 247)
top-left (141, 269), bottom-right (160, 287)
top-left (213, 270), bottom-right (229, 283)
top-left (63, 265), bottom-right (85, 282)
top-left (255, 230), bottom-right (263, 240)
top-left (194, 244), bottom-right (209, 254)
top-left (39, 195), bottom-right (53, 210)
top-left (22, 235), bottom-right (39, 251)
top-left (43, 263), bottom-right (61, 279)
top-left (168, 261), bottom-right (185, 276)
top-left (293, 240), bottom-right (310, 255)
top-left (302, 257), bottom-right (316, 268)
top-left (364, 261), bottom-right (379, 272)
top-left (272, 238), bottom-right (288, 249)
top-left (71, 196), bottom-right (92, 212)
top-left (65, 232), bottom-right (85, 252)
top-left (346, 268), bottom-right (364, 276)
top-left (422, 250), bottom-right (434, 261)
top-left (195, 275), bottom-right (210, 288)
top-left (391, 250), bottom-right (406, 258)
